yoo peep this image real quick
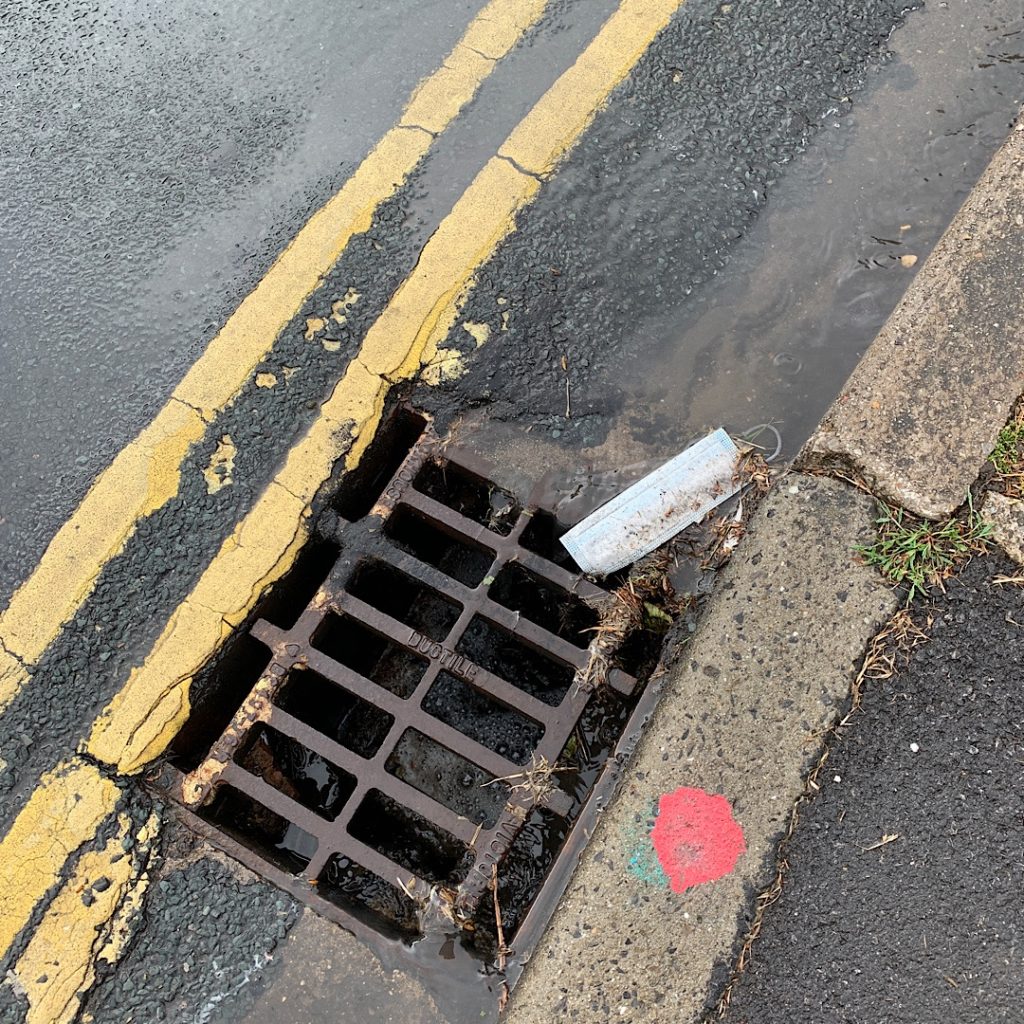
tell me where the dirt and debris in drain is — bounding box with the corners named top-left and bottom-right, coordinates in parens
top-left (152, 403), bottom-right (774, 1013)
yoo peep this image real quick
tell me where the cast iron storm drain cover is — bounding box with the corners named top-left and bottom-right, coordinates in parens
top-left (161, 409), bottom-right (664, 974)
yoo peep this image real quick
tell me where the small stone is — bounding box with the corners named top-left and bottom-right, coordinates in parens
top-left (910, 742), bottom-right (919, 753)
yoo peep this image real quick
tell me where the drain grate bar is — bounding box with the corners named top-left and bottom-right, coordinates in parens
top-left (173, 418), bottom-right (640, 935)
top-left (264, 706), bottom-right (479, 844)
top-left (344, 524), bottom-right (630, 693)
top-left (334, 592), bottom-right (558, 723)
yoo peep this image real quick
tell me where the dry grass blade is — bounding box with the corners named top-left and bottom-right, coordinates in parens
top-left (484, 754), bottom-right (564, 804)
top-left (492, 863), bottom-right (510, 1010)
top-left (861, 833), bottom-right (900, 853)
top-left (993, 574), bottom-right (1024, 586)
top-left (735, 448), bottom-right (771, 495)
top-left (578, 551), bottom-right (681, 690)
top-left (841, 609), bottom-right (929, 728)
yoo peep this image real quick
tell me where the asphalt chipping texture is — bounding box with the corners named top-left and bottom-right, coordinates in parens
top-left (424, 0), bottom-right (922, 447)
top-left (0, 780), bottom-right (158, 1020)
top-left (0, 182), bottom-right (426, 835)
top-left (719, 554), bottom-right (1024, 1023)
top-left (81, 818), bottom-right (299, 1024)
top-left (0, 985), bottom-right (27, 1024)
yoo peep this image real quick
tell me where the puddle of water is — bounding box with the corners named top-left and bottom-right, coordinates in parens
top-left (613, 0), bottom-right (1024, 460)
top-left (451, 0), bottom-right (1024, 493)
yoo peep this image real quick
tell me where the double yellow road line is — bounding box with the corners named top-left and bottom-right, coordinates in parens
top-left (0, 0), bottom-right (549, 706)
top-left (0, 0), bottom-right (686, 1016)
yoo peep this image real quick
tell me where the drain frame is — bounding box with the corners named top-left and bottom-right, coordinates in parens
top-left (155, 414), bottom-right (659, 981)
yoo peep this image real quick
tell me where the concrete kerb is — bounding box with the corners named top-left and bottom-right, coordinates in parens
top-left (507, 107), bottom-right (1024, 1024)
top-left (506, 474), bottom-right (897, 1023)
top-left (982, 490), bottom-right (1024, 566)
top-left (803, 115), bottom-right (1024, 520)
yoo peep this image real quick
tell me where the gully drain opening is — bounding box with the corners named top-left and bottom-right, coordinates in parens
top-left (158, 407), bottom-right (663, 966)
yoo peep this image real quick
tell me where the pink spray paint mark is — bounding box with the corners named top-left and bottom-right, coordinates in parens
top-left (651, 786), bottom-right (746, 894)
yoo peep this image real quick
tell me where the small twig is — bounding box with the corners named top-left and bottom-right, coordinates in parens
top-left (861, 833), bottom-right (900, 853)
top-left (565, 376), bottom-right (571, 419)
top-left (492, 863), bottom-right (507, 968)
top-left (492, 863), bottom-right (510, 1011)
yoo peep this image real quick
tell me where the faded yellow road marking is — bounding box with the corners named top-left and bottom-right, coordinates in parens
top-left (11, 812), bottom-right (157, 1024)
top-left (0, 760), bottom-right (119, 962)
top-left (202, 435), bottom-right (237, 495)
top-left (0, 400), bottom-right (204, 676)
top-left (0, 0), bottom-right (547, 713)
top-left (87, 0), bottom-right (687, 776)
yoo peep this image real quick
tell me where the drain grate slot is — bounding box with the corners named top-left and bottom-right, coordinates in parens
top-left (235, 724), bottom-right (356, 820)
top-left (413, 459), bottom-right (520, 536)
top-left (276, 668), bottom-right (393, 759)
top-left (319, 854), bottom-right (420, 937)
top-left (455, 616), bottom-right (575, 707)
top-left (386, 728), bottom-right (510, 828)
top-left (490, 562), bottom-right (598, 647)
top-left (201, 785), bottom-right (317, 874)
top-left (385, 506), bottom-right (495, 587)
top-left (169, 416), bottom-right (643, 955)
top-left (311, 613), bottom-right (427, 698)
top-left (350, 790), bottom-right (472, 886)
top-left (422, 671), bottom-right (543, 766)
top-left (346, 558), bottom-right (462, 641)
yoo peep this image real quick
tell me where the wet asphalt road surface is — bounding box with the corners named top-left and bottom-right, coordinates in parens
top-left (722, 554), bottom-right (1024, 1024)
top-left (6, 0), bottom-right (1024, 609)
top-left (3, 1), bottom-right (1024, 1023)
top-left (0, 0), bottom-right (482, 600)
top-left (0, 0), bottom-right (619, 606)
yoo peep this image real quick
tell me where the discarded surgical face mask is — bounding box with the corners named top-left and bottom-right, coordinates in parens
top-left (560, 428), bottom-right (741, 576)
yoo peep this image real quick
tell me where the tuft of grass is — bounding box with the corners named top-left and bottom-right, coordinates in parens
top-left (990, 410), bottom-right (1024, 494)
top-left (856, 497), bottom-right (991, 602)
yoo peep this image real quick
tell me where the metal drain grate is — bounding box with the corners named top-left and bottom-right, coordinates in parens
top-left (163, 416), bottom-right (644, 951)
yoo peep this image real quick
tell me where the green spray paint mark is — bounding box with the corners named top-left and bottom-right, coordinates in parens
top-left (625, 824), bottom-right (668, 888)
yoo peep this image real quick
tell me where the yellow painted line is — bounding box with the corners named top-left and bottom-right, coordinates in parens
top-left (0, 0), bottom-right (547, 708)
top-left (86, 0), bottom-right (687, 776)
top-left (11, 812), bottom-right (157, 1024)
top-left (0, 400), bottom-right (205, 676)
top-left (0, 759), bottom-right (119, 962)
